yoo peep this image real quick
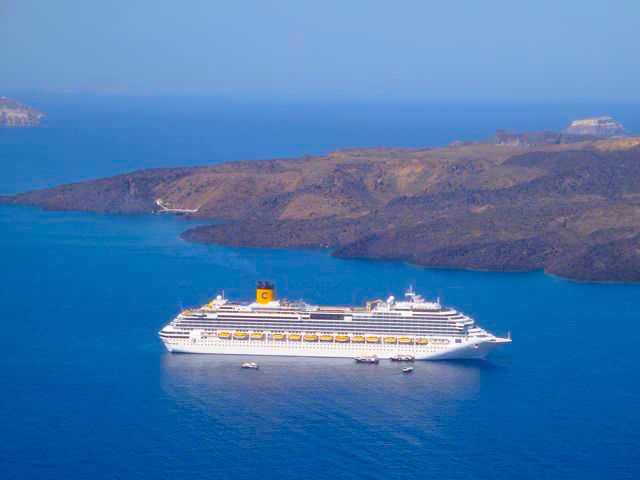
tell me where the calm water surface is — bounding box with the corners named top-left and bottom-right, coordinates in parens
top-left (1, 205), bottom-right (639, 480)
top-left (1, 97), bottom-right (639, 479)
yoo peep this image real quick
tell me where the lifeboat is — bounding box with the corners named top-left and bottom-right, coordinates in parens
top-left (432, 338), bottom-right (450, 344)
top-left (335, 335), bottom-right (350, 343)
top-left (250, 332), bottom-right (264, 340)
top-left (352, 336), bottom-right (365, 343)
top-left (320, 335), bottom-right (334, 342)
top-left (288, 334), bottom-right (302, 341)
top-left (416, 338), bottom-right (429, 345)
top-left (384, 336), bottom-right (397, 344)
top-left (398, 337), bottom-right (413, 344)
top-left (366, 336), bottom-right (380, 343)
top-left (271, 333), bottom-right (286, 341)
top-left (233, 332), bottom-right (248, 339)
top-left (303, 334), bottom-right (318, 342)
top-left (218, 332), bottom-right (231, 339)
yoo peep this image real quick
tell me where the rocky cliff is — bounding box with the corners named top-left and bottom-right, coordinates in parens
top-left (3, 135), bottom-right (640, 282)
top-left (564, 116), bottom-right (626, 137)
top-left (0, 97), bottom-right (46, 127)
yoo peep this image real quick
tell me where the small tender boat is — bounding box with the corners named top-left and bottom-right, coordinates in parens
top-left (233, 332), bottom-right (248, 339)
top-left (402, 367), bottom-right (414, 373)
top-left (335, 335), bottom-right (350, 342)
top-left (250, 332), bottom-right (264, 340)
top-left (416, 338), bottom-right (429, 344)
top-left (271, 333), bottom-right (286, 341)
top-left (241, 362), bottom-right (259, 369)
top-left (398, 337), bottom-right (414, 344)
top-left (288, 334), bottom-right (302, 341)
top-left (383, 336), bottom-right (397, 344)
top-left (366, 336), bottom-right (380, 343)
top-left (218, 332), bottom-right (232, 339)
top-left (351, 336), bottom-right (365, 343)
top-left (303, 334), bottom-right (318, 342)
top-left (390, 354), bottom-right (415, 362)
top-left (319, 335), bottom-right (334, 342)
top-left (355, 355), bottom-right (379, 364)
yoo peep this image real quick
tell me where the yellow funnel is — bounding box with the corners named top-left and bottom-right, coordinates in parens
top-left (256, 281), bottom-right (275, 304)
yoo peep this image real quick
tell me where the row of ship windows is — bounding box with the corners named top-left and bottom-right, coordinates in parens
top-left (214, 306), bottom-right (452, 316)
top-left (201, 308), bottom-right (455, 315)
top-left (211, 305), bottom-right (455, 315)
top-left (177, 321), bottom-right (464, 329)
top-left (170, 340), bottom-right (450, 351)
top-left (207, 315), bottom-right (460, 321)
top-left (174, 320), bottom-right (464, 330)
top-left (186, 319), bottom-right (464, 326)
top-left (189, 313), bottom-right (460, 319)
top-left (174, 323), bottom-right (463, 332)
top-left (168, 328), bottom-right (462, 337)
top-left (191, 310), bottom-right (457, 317)
top-left (174, 329), bottom-right (462, 337)
top-left (176, 332), bottom-right (462, 339)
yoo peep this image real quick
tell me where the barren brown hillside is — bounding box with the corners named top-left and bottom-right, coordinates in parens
top-left (3, 135), bottom-right (640, 282)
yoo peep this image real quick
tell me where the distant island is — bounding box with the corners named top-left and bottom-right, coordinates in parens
top-left (564, 116), bottom-right (627, 137)
top-left (2, 118), bottom-right (640, 282)
top-left (0, 97), bottom-right (45, 127)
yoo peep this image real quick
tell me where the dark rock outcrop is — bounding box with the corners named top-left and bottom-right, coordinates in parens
top-left (488, 129), bottom-right (595, 147)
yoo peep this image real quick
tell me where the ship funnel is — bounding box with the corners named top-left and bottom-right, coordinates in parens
top-left (256, 281), bottom-right (275, 304)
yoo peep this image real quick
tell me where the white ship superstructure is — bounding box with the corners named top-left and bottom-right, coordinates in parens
top-left (159, 282), bottom-right (511, 360)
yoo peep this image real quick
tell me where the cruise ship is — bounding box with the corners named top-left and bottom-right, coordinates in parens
top-left (159, 282), bottom-right (511, 360)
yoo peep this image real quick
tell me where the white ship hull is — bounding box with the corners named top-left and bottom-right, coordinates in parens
top-left (159, 284), bottom-right (512, 361)
top-left (160, 336), bottom-right (509, 360)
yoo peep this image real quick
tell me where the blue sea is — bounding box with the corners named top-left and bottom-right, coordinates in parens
top-left (1, 95), bottom-right (639, 479)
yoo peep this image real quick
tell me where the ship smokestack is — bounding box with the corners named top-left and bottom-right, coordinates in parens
top-left (256, 281), bottom-right (275, 304)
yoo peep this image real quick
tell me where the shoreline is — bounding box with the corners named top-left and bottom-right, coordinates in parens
top-left (3, 136), bottom-right (640, 284)
top-left (3, 202), bottom-right (639, 284)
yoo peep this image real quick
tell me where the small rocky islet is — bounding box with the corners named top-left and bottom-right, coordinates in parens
top-left (0, 97), bottom-right (45, 127)
top-left (3, 116), bottom-right (639, 282)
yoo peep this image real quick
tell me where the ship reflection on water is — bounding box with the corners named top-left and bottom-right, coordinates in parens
top-left (159, 353), bottom-right (492, 457)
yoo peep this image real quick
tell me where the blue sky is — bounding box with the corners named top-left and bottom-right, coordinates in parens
top-left (1, 0), bottom-right (639, 98)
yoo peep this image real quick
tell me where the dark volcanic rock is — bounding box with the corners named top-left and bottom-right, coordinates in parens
top-left (416, 238), bottom-right (554, 271)
top-left (546, 234), bottom-right (640, 282)
top-left (4, 168), bottom-right (196, 214)
top-left (488, 129), bottom-right (595, 147)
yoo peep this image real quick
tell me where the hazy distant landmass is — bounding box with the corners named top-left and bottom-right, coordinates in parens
top-left (47, 76), bottom-right (140, 95)
top-left (3, 119), bottom-right (640, 282)
top-left (564, 116), bottom-right (627, 137)
top-left (0, 97), bottom-right (45, 127)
